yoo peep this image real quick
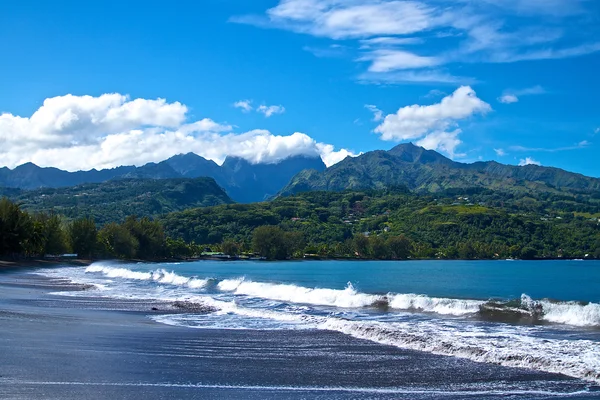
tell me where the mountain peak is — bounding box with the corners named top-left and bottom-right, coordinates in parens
top-left (14, 162), bottom-right (42, 172)
top-left (388, 143), bottom-right (453, 165)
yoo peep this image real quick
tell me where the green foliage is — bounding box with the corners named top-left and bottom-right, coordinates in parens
top-left (0, 197), bottom-right (33, 256)
top-left (5, 178), bottom-right (232, 225)
top-left (161, 188), bottom-right (600, 260)
top-left (36, 213), bottom-right (70, 255)
top-left (221, 240), bottom-right (241, 256)
top-left (251, 226), bottom-right (304, 260)
top-left (69, 218), bottom-right (98, 259)
top-left (98, 223), bottom-right (139, 259)
top-left (281, 143), bottom-right (600, 197)
top-left (123, 216), bottom-right (166, 259)
top-left (386, 235), bottom-right (412, 259)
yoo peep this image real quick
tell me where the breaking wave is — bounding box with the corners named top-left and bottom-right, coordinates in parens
top-left (320, 318), bottom-right (600, 383)
top-left (82, 264), bottom-right (600, 327)
top-left (153, 296), bottom-right (600, 383)
top-left (218, 279), bottom-right (380, 308)
top-left (85, 264), bottom-right (210, 290)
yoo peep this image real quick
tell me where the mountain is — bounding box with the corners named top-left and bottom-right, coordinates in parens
top-left (0, 153), bottom-right (326, 203)
top-left (7, 177), bottom-right (233, 225)
top-left (0, 163), bottom-right (136, 189)
top-left (219, 155), bottom-right (326, 203)
top-left (280, 143), bottom-right (600, 196)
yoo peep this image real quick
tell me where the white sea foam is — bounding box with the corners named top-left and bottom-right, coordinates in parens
top-left (151, 296), bottom-right (600, 383)
top-left (539, 300), bottom-right (600, 326)
top-left (218, 280), bottom-right (381, 308)
top-left (217, 278), bottom-right (245, 292)
top-left (320, 318), bottom-right (600, 383)
top-left (85, 265), bottom-right (209, 290)
top-left (389, 294), bottom-right (483, 315)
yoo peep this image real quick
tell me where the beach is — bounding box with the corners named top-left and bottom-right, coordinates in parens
top-left (1, 265), bottom-right (598, 399)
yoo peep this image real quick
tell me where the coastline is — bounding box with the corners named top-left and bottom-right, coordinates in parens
top-left (0, 270), bottom-right (595, 400)
top-left (0, 258), bottom-right (92, 270)
top-left (1, 255), bottom-right (596, 272)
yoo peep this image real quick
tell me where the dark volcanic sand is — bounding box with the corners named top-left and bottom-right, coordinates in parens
top-left (0, 270), bottom-right (597, 400)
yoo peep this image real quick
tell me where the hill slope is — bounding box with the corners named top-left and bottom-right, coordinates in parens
top-left (280, 143), bottom-right (600, 196)
top-left (5, 177), bottom-right (233, 224)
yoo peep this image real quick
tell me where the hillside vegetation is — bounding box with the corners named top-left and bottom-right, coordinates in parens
top-left (2, 178), bottom-right (233, 225)
top-left (161, 188), bottom-right (600, 260)
top-left (281, 143), bottom-right (600, 196)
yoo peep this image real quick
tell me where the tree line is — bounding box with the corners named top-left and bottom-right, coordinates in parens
top-left (3, 189), bottom-right (600, 261)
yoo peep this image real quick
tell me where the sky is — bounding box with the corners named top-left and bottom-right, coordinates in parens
top-left (1, 0), bottom-right (599, 176)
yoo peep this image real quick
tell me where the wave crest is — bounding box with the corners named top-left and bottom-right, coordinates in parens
top-left (85, 264), bottom-right (209, 290)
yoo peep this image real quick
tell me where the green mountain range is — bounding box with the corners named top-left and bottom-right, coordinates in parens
top-left (0, 153), bottom-right (326, 203)
top-left (280, 143), bottom-right (600, 196)
top-left (2, 177), bottom-right (233, 225)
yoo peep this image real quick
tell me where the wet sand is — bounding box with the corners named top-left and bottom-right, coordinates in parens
top-left (0, 269), bottom-right (597, 399)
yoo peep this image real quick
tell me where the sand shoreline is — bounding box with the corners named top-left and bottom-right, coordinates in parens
top-left (0, 269), bottom-right (596, 399)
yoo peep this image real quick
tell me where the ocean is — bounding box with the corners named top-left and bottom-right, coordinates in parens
top-left (1, 259), bottom-right (599, 399)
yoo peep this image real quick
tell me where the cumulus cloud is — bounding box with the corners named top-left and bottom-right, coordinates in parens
top-left (416, 130), bottom-right (464, 158)
top-left (494, 148), bottom-right (506, 156)
top-left (373, 86), bottom-right (490, 157)
top-left (257, 104), bottom-right (286, 117)
top-left (519, 157), bottom-right (541, 166)
top-left (234, 100), bottom-right (254, 112)
top-left (0, 93), bottom-right (353, 171)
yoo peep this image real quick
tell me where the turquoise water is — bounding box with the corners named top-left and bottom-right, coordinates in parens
top-left (144, 259), bottom-right (600, 303)
top-left (39, 259), bottom-right (600, 384)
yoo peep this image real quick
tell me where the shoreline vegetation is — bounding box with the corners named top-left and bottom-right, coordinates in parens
top-left (2, 187), bottom-right (600, 264)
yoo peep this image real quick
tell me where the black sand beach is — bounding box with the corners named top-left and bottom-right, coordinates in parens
top-left (0, 269), bottom-right (597, 400)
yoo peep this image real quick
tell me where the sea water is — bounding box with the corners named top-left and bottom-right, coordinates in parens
top-left (39, 259), bottom-right (600, 383)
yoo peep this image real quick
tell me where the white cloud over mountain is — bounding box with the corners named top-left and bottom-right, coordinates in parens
top-left (0, 93), bottom-right (355, 171)
top-left (519, 157), bottom-right (542, 166)
top-left (373, 86), bottom-right (491, 157)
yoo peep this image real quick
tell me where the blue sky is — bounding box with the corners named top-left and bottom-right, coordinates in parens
top-left (1, 0), bottom-right (599, 176)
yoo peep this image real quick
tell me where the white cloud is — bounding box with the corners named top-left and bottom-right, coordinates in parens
top-left (364, 104), bottom-right (383, 121)
top-left (519, 157), bottom-right (541, 166)
top-left (594, 127), bottom-right (600, 134)
top-left (494, 148), bottom-right (506, 156)
top-left (374, 86), bottom-right (491, 143)
top-left (357, 70), bottom-right (470, 85)
top-left (416, 129), bottom-right (463, 158)
top-left (260, 0), bottom-right (437, 39)
top-left (498, 85), bottom-right (546, 104)
top-left (316, 143), bottom-right (361, 166)
top-left (257, 104), bottom-right (286, 117)
top-left (359, 49), bottom-right (441, 72)
top-left (234, 100), bottom-right (254, 112)
top-left (509, 141), bottom-right (589, 152)
top-left (498, 94), bottom-right (519, 104)
top-left (233, 1), bottom-right (600, 84)
top-left (359, 37), bottom-right (423, 48)
top-left (0, 93), bottom-right (352, 171)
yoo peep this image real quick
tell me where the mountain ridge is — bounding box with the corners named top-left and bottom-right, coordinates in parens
top-left (0, 154), bottom-right (327, 203)
top-left (279, 143), bottom-right (600, 196)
